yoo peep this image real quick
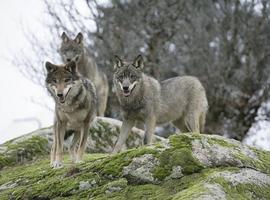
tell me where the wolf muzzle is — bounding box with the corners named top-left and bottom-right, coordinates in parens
top-left (120, 81), bottom-right (138, 97)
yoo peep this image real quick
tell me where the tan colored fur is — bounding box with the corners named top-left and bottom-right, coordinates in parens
top-left (59, 32), bottom-right (108, 116)
top-left (113, 55), bottom-right (208, 153)
top-left (45, 61), bottom-right (96, 168)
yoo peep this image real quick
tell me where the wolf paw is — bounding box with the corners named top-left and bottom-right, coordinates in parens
top-left (112, 148), bottom-right (121, 154)
top-left (51, 161), bottom-right (63, 169)
top-left (75, 159), bottom-right (84, 164)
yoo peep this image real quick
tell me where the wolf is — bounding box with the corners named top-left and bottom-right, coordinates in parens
top-left (112, 55), bottom-right (208, 153)
top-left (45, 61), bottom-right (97, 168)
top-left (59, 32), bottom-right (108, 116)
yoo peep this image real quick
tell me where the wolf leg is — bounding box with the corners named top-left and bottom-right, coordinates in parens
top-left (184, 113), bottom-right (200, 133)
top-left (69, 132), bottom-right (80, 162)
top-left (113, 119), bottom-right (135, 153)
top-left (172, 118), bottom-right (189, 133)
top-left (53, 121), bottom-right (66, 168)
top-left (50, 143), bottom-right (56, 166)
top-left (50, 125), bottom-right (56, 166)
top-left (76, 125), bottom-right (90, 163)
top-left (199, 111), bottom-right (206, 133)
top-left (97, 81), bottom-right (108, 117)
top-left (144, 116), bottom-right (156, 145)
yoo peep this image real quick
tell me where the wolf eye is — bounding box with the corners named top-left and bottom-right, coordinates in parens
top-left (118, 75), bottom-right (123, 81)
top-left (65, 78), bottom-right (71, 83)
top-left (52, 79), bottom-right (57, 84)
top-left (130, 75), bottom-right (136, 79)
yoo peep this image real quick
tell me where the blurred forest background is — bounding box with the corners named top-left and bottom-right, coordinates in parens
top-left (15, 0), bottom-right (270, 143)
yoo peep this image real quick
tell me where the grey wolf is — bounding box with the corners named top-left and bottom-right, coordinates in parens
top-left (59, 32), bottom-right (108, 116)
top-left (45, 61), bottom-right (96, 168)
top-left (112, 55), bottom-right (208, 153)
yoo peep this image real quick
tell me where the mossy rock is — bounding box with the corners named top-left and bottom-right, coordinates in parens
top-left (1, 133), bottom-right (270, 199)
top-left (0, 117), bottom-right (165, 169)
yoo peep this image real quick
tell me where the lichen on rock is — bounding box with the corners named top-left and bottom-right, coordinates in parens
top-left (123, 154), bottom-right (160, 184)
top-left (1, 131), bottom-right (270, 199)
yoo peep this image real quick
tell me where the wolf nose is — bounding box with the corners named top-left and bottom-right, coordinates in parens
top-left (57, 93), bottom-right (63, 98)
top-left (66, 58), bottom-right (71, 62)
top-left (123, 86), bottom-right (129, 91)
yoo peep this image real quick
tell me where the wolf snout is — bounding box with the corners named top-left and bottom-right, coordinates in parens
top-left (57, 93), bottom-right (64, 98)
top-left (123, 86), bottom-right (129, 91)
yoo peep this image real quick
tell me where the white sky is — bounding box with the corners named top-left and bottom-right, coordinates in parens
top-left (0, 0), bottom-right (54, 144)
top-left (0, 0), bottom-right (269, 151)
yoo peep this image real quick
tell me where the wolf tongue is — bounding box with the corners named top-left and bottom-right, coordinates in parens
top-left (59, 96), bottom-right (65, 103)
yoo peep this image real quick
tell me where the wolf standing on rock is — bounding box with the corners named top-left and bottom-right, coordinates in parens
top-left (112, 55), bottom-right (208, 153)
top-left (45, 61), bottom-right (97, 168)
top-left (59, 32), bottom-right (108, 116)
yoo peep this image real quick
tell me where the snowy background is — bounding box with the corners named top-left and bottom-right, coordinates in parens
top-left (0, 0), bottom-right (54, 143)
top-left (0, 0), bottom-right (270, 151)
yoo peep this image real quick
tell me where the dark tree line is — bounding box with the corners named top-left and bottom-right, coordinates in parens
top-left (16, 0), bottom-right (270, 140)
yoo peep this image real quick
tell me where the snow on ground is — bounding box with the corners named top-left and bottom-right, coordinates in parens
top-left (243, 101), bottom-right (270, 151)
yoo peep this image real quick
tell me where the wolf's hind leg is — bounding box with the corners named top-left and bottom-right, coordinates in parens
top-left (172, 117), bottom-right (189, 133)
top-left (50, 141), bottom-right (56, 166)
top-left (97, 84), bottom-right (108, 117)
top-left (184, 112), bottom-right (200, 133)
top-left (144, 116), bottom-right (156, 145)
top-left (199, 111), bottom-right (206, 133)
top-left (69, 132), bottom-right (80, 162)
top-left (76, 125), bottom-right (90, 163)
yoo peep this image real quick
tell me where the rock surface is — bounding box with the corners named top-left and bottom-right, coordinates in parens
top-left (1, 132), bottom-right (270, 199)
top-left (0, 117), bottom-right (165, 168)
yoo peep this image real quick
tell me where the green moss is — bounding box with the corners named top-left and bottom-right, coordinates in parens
top-left (92, 178), bottom-right (128, 197)
top-left (93, 147), bottom-right (159, 177)
top-left (0, 153), bottom-right (12, 169)
top-left (208, 172), bottom-right (270, 200)
top-left (1, 133), bottom-right (270, 200)
top-left (172, 182), bottom-right (210, 200)
top-left (92, 184), bottom-right (172, 200)
top-left (250, 147), bottom-right (270, 174)
top-left (169, 134), bottom-right (193, 149)
top-left (153, 134), bottom-right (204, 180)
top-left (207, 137), bottom-right (238, 148)
top-left (0, 135), bottom-right (49, 169)
top-left (0, 154), bottom-right (107, 200)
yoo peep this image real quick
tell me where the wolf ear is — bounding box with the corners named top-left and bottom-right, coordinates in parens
top-left (113, 55), bottom-right (123, 70)
top-left (65, 61), bottom-right (77, 74)
top-left (45, 62), bottom-right (57, 73)
top-left (133, 55), bottom-right (144, 69)
top-left (74, 32), bottom-right (83, 44)
top-left (61, 32), bottom-right (69, 43)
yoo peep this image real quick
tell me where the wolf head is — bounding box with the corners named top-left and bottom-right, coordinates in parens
top-left (113, 55), bottom-right (144, 98)
top-left (59, 32), bottom-right (84, 63)
top-left (45, 61), bottom-right (80, 104)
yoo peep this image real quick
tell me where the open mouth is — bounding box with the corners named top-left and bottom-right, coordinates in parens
top-left (58, 88), bottom-right (71, 104)
top-left (122, 84), bottom-right (136, 97)
top-left (123, 89), bottom-right (131, 97)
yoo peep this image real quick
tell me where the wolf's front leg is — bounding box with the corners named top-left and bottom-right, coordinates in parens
top-left (76, 124), bottom-right (90, 163)
top-left (52, 121), bottom-right (66, 169)
top-left (50, 123), bottom-right (57, 167)
top-left (112, 119), bottom-right (135, 153)
top-left (144, 116), bottom-right (156, 145)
